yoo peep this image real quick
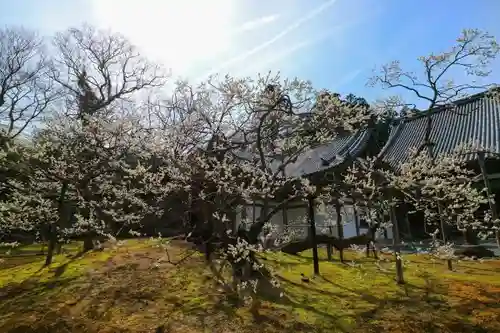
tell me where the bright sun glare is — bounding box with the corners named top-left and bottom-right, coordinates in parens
top-left (91, 0), bottom-right (235, 76)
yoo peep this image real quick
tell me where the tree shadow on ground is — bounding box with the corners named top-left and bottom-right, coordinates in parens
top-left (409, 258), bottom-right (500, 274)
top-left (253, 270), bottom-right (500, 333)
top-left (319, 274), bottom-right (500, 333)
top-left (249, 276), bottom-right (356, 332)
top-left (263, 295), bottom-right (351, 332)
top-left (0, 253), bottom-right (45, 269)
top-left (3, 245), bottom-right (500, 333)
top-left (0, 276), bottom-right (80, 306)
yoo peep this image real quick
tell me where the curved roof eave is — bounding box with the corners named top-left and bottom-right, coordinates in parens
top-left (293, 129), bottom-right (373, 177)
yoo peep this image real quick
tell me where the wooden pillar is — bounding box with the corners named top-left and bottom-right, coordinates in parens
top-left (252, 203), bottom-right (256, 223)
top-left (353, 199), bottom-right (361, 236)
top-left (478, 152), bottom-right (500, 248)
top-left (282, 205), bottom-right (289, 227)
top-left (326, 232), bottom-right (333, 261)
top-left (308, 196), bottom-right (320, 275)
top-left (335, 201), bottom-right (345, 263)
top-left (327, 207), bottom-right (333, 261)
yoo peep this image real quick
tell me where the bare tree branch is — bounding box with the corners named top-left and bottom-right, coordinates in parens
top-left (0, 26), bottom-right (58, 143)
top-left (369, 28), bottom-right (499, 158)
top-left (50, 24), bottom-right (168, 121)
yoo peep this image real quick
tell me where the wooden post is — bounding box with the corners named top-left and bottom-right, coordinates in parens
top-left (477, 152), bottom-right (500, 248)
top-left (250, 203), bottom-right (254, 223)
top-left (282, 205), bottom-right (289, 227)
top-left (390, 203), bottom-right (405, 284)
top-left (326, 236), bottom-right (333, 261)
top-left (353, 200), bottom-right (361, 236)
top-left (308, 196), bottom-right (320, 275)
top-left (335, 201), bottom-right (345, 263)
top-left (327, 217), bottom-right (333, 261)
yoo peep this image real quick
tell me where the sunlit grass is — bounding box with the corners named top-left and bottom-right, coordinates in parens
top-left (1, 241), bottom-right (500, 332)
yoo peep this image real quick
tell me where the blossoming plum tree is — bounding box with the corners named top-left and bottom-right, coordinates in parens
top-left (344, 147), bottom-right (490, 281)
top-left (367, 27), bottom-right (500, 256)
top-left (0, 111), bottom-right (172, 265)
top-left (149, 73), bottom-right (375, 299)
top-left (0, 24), bottom-right (170, 263)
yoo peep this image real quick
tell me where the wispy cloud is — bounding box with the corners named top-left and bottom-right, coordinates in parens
top-left (235, 27), bottom-right (343, 77)
top-left (235, 15), bottom-right (279, 34)
top-left (330, 69), bottom-right (363, 91)
top-left (199, 0), bottom-right (339, 80)
top-left (234, 40), bottom-right (313, 77)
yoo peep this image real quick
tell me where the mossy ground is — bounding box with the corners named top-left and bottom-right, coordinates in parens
top-left (1, 240), bottom-right (500, 333)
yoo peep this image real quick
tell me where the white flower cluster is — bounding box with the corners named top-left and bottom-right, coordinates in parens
top-left (344, 147), bottom-right (492, 238)
top-left (428, 229), bottom-right (456, 260)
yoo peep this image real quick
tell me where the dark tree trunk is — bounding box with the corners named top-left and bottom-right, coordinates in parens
top-left (438, 199), bottom-right (453, 271)
top-left (308, 197), bottom-right (320, 275)
top-left (390, 204), bottom-right (405, 284)
top-left (45, 224), bottom-right (56, 266)
top-left (367, 222), bottom-right (379, 259)
top-left (83, 235), bottom-right (95, 252)
top-left (463, 228), bottom-right (479, 245)
top-left (204, 219), bottom-right (215, 262)
top-left (45, 182), bottom-right (68, 266)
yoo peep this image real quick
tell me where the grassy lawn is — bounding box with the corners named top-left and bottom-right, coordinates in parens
top-left (1, 240), bottom-right (500, 333)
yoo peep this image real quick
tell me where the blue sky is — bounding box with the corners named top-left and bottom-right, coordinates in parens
top-left (2, 0), bottom-right (500, 108)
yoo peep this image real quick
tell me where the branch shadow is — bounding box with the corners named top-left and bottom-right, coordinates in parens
top-left (0, 254), bottom-right (45, 269)
top-left (0, 276), bottom-right (80, 315)
top-left (410, 259), bottom-right (500, 274)
top-left (318, 275), bottom-right (383, 304)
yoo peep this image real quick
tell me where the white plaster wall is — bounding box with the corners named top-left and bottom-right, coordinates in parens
top-left (236, 203), bottom-right (394, 240)
top-left (285, 206), bottom-right (309, 238)
top-left (269, 209), bottom-right (284, 233)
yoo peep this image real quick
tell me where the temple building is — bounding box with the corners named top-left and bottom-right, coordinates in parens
top-left (238, 90), bottom-right (500, 242)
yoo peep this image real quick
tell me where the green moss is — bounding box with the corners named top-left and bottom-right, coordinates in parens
top-left (1, 242), bottom-right (500, 332)
top-left (259, 248), bottom-right (500, 332)
top-left (0, 247), bottom-right (111, 288)
top-left (0, 241), bottom-right (83, 255)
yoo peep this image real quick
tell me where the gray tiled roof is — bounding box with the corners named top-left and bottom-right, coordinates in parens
top-left (378, 92), bottom-right (500, 168)
top-left (286, 130), bottom-right (371, 176)
top-left (233, 129), bottom-right (371, 177)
